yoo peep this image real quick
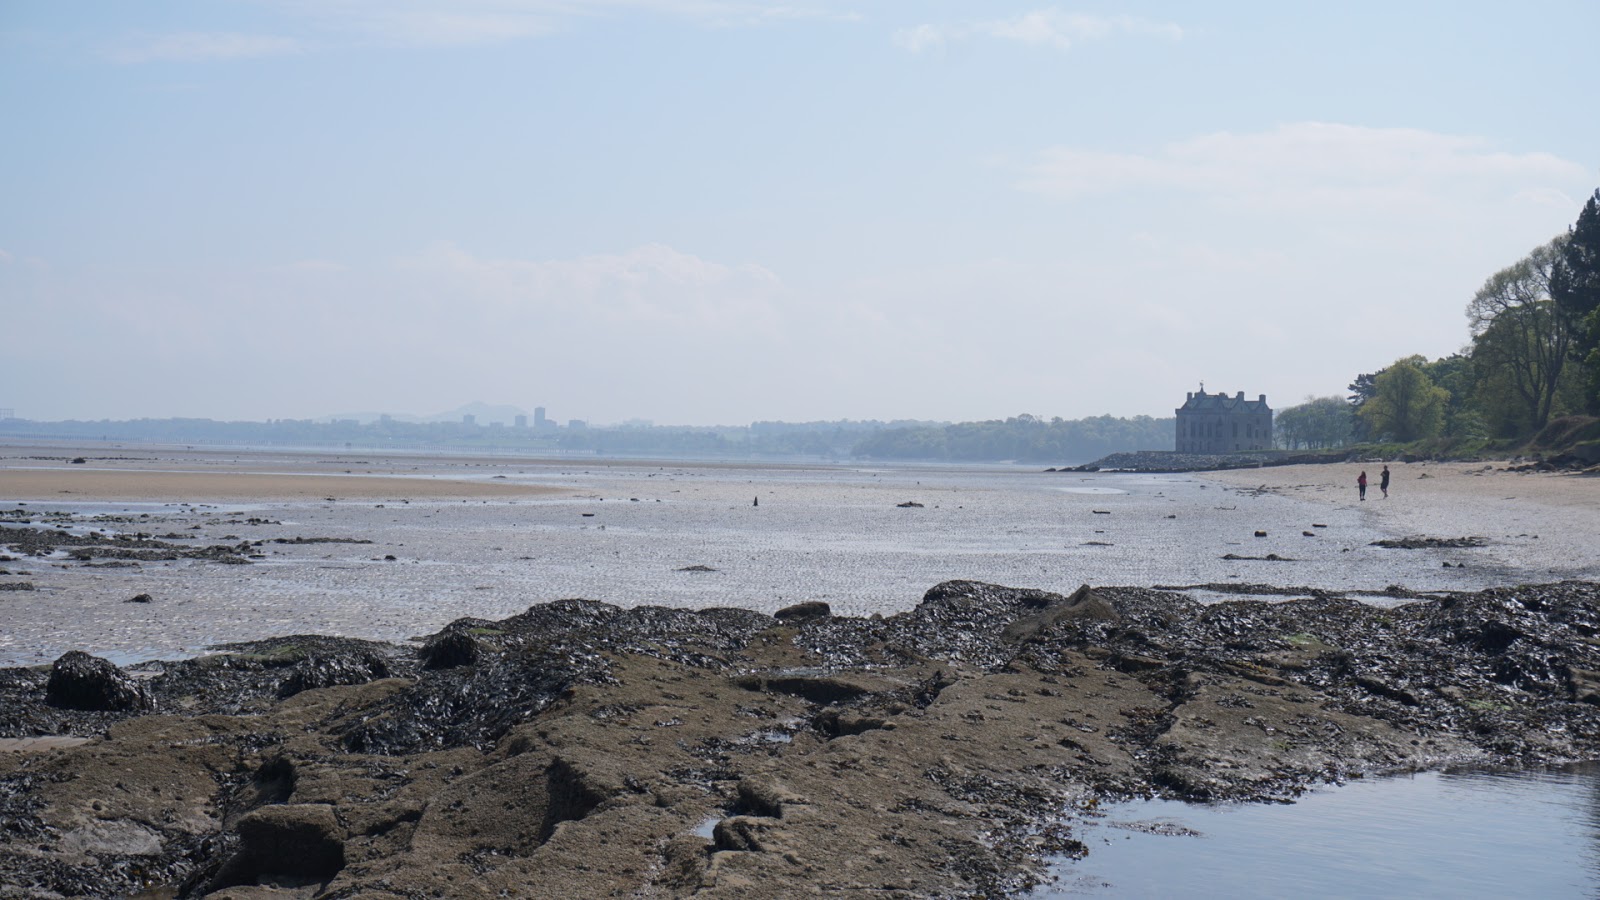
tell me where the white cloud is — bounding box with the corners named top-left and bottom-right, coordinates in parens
top-left (108, 31), bottom-right (304, 63)
top-left (895, 9), bottom-right (1181, 53)
top-left (1021, 123), bottom-right (1590, 213)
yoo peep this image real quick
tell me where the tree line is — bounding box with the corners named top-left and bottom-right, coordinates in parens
top-left (1275, 188), bottom-right (1600, 451)
top-left (850, 414), bottom-right (1174, 463)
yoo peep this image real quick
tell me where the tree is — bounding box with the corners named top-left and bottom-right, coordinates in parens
top-left (1356, 356), bottom-right (1450, 442)
top-left (1275, 396), bottom-right (1353, 449)
top-left (1346, 371), bottom-right (1379, 441)
top-left (1551, 188), bottom-right (1600, 412)
top-left (1465, 237), bottom-right (1571, 433)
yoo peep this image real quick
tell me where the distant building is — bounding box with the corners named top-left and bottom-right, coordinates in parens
top-left (1175, 388), bottom-right (1272, 453)
top-left (0, 408), bottom-right (12, 421)
top-left (567, 419), bottom-right (587, 430)
top-left (514, 415), bottom-right (528, 429)
top-left (534, 407), bottom-right (547, 428)
top-left (462, 414), bottom-right (477, 427)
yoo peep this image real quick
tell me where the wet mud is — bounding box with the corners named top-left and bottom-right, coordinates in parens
top-left (5, 578), bottom-right (1600, 898)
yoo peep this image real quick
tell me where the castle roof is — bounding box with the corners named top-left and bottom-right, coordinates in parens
top-left (1178, 390), bottom-right (1270, 413)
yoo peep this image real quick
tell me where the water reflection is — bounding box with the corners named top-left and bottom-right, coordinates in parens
top-left (1048, 766), bottom-right (1600, 898)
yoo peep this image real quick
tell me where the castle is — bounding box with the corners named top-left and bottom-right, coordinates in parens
top-left (1175, 388), bottom-right (1272, 453)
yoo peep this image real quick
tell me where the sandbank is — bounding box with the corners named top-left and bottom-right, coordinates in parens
top-left (0, 468), bottom-right (565, 502)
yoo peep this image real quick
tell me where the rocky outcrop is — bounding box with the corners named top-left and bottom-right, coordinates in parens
top-left (6, 581), bottom-right (1600, 897)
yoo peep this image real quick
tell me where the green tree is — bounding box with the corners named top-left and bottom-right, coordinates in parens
top-left (1357, 356), bottom-right (1450, 442)
top-left (1274, 396), bottom-right (1353, 449)
top-left (1551, 188), bottom-right (1600, 412)
top-left (1466, 236), bottom-right (1572, 432)
top-left (1418, 353), bottom-right (1480, 438)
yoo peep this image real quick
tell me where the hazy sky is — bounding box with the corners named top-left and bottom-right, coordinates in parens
top-left (4, 2), bottom-right (1597, 426)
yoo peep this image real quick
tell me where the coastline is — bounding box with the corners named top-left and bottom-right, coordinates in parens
top-left (6, 445), bottom-right (1600, 896)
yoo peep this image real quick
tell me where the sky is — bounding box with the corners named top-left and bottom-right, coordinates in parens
top-left (3, 1), bottom-right (1597, 426)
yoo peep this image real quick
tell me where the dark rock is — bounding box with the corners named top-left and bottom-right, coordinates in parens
top-left (126, 593), bottom-right (153, 603)
top-left (896, 501), bottom-right (924, 508)
top-left (774, 601), bottom-right (831, 623)
top-left (420, 627), bottom-right (482, 670)
top-left (277, 651), bottom-right (392, 698)
top-left (211, 803), bottom-right (345, 889)
top-left (45, 651), bottom-right (152, 712)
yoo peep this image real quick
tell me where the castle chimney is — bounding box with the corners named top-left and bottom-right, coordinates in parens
top-left (1258, 394), bottom-right (1266, 403)
top-left (1236, 391), bottom-right (1244, 400)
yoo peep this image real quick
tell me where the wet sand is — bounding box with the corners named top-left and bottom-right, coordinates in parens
top-left (0, 468), bottom-right (566, 501)
top-left (6, 445), bottom-right (1600, 668)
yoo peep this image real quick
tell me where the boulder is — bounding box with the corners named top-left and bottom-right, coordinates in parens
top-left (46, 651), bottom-right (152, 712)
top-left (420, 628), bottom-right (481, 670)
top-left (212, 804), bottom-right (345, 888)
top-left (774, 601), bottom-right (831, 624)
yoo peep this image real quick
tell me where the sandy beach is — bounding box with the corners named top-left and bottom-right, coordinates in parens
top-left (1205, 461), bottom-right (1600, 579)
top-left (0, 444), bottom-right (568, 501)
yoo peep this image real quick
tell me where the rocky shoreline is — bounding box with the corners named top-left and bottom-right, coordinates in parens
top-left (1061, 449), bottom-right (1350, 473)
top-left (6, 578), bottom-right (1600, 898)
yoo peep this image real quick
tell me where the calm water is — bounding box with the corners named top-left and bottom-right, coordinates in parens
top-left (1050, 766), bottom-right (1600, 898)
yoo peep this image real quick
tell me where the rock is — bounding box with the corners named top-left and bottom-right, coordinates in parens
top-left (277, 652), bottom-right (391, 698)
top-left (1001, 584), bottom-right (1120, 643)
top-left (896, 501), bottom-right (924, 508)
top-left (58, 820), bottom-right (164, 857)
top-left (1254, 530), bottom-right (1267, 537)
top-left (774, 601), bottom-right (830, 623)
top-left (45, 651), bottom-right (152, 712)
top-left (734, 777), bottom-right (805, 818)
top-left (211, 804), bottom-right (345, 889)
top-left (420, 628), bottom-right (482, 670)
top-left (126, 593), bottom-right (153, 603)
top-left (712, 815), bottom-right (780, 852)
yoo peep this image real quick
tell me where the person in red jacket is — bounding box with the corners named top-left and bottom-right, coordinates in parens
top-left (1357, 470), bottom-right (1368, 501)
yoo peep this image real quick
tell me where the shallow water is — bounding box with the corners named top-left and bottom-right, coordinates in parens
top-left (0, 459), bottom-right (1568, 666)
top-left (1049, 767), bottom-right (1600, 898)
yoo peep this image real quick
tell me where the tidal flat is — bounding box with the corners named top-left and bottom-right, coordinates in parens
top-left (4, 444), bottom-right (1600, 898)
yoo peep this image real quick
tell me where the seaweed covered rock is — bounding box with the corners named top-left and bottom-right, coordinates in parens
top-left (45, 651), bottom-right (151, 712)
top-left (420, 625), bottom-right (484, 670)
top-left (277, 651), bottom-right (392, 698)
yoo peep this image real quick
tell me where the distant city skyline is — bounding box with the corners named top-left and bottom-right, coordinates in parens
top-left (3, 2), bottom-right (1597, 425)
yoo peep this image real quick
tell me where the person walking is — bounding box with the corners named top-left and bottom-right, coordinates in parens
top-left (1357, 470), bottom-right (1368, 501)
top-left (1380, 465), bottom-right (1390, 499)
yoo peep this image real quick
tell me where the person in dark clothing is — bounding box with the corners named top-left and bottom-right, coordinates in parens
top-left (1380, 465), bottom-right (1390, 499)
top-left (1358, 470), bottom-right (1367, 501)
